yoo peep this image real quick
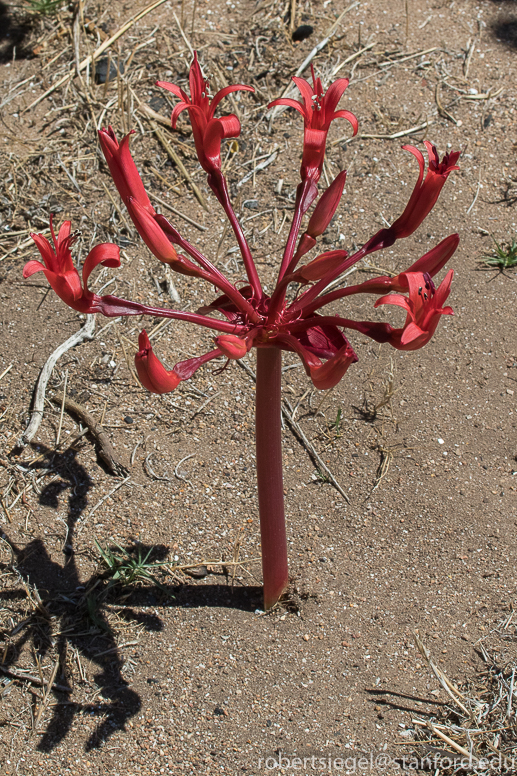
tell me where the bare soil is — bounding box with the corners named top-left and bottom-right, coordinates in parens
top-left (1, 0), bottom-right (517, 773)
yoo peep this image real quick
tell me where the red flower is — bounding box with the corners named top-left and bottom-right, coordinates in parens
top-left (99, 127), bottom-right (184, 270)
top-left (214, 334), bottom-right (251, 360)
top-left (300, 233), bottom-right (459, 316)
top-left (370, 270), bottom-right (454, 351)
top-left (291, 171), bottom-right (348, 265)
top-left (268, 66), bottom-right (358, 182)
top-left (135, 331), bottom-right (222, 394)
top-left (24, 217), bottom-right (120, 314)
top-left (157, 52), bottom-right (254, 173)
top-left (98, 127), bottom-right (155, 216)
top-left (364, 142), bottom-right (460, 252)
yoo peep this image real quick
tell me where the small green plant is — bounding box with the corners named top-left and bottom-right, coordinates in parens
top-left (85, 591), bottom-right (113, 634)
top-left (24, 0), bottom-right (62, 16)
top-left (95, 539), bottom-right (173, 595)
top-left (479, 238), bottom-right (517, 270)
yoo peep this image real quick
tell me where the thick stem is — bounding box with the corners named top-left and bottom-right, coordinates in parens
top-left (255, 347), bottom-right (288, 610)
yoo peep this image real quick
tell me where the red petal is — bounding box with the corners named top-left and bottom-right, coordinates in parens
top-left (309, 341), bottom-right (358, 390)
top-left (322, 78), bottom-right (350, 116)
top-left (405, 234), bottom-right (459, 276)
top-left (23, 260), bottom-right (46, 278)
top-left (291, 250), bottom-right (348, 284)
top-left (171, 101), bottom-right (191, 127)
top-left (434, 269), bottom-right (454, 309)
top-left (98, 127), bottom-right (154, 215)
top-left (82, 243), bottom-right (121, 290)
top-left (332, 109), bottom-right (359, 136)
top-left (400, 322), bottom-right (425, 347)
top-left (292, 76), bottom-right (315, 113)
top-left (29, 233), bottom-right (55, 271)
top-left (203, 116), bottom-right (241, 168)
top-left (215, 334), bottom-right (249, 360)
top-left (156, 80), bottom-right (189, 102)
top-left (209, 84), bottom-right (254, 118)
top-left (127, 197), bottom-right (179, 264)
top-left (374, 292), bottom-right (412, 314)
top-left (267, 98), bottom-right (307, 119)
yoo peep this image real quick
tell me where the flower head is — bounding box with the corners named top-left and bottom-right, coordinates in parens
top-left (24, 217), bottom-right (120, 314)
top-left (157, 52), bottom-right (254, 173)
top-left (364, 142), bottom-right (460, 253)
top-left (371, 269), bottom-right (454, 351)
top-left (269, 66), bottom-right (358, 182)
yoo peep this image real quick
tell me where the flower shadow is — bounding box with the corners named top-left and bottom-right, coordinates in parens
top-left (2, 443), bottom-right (262, 753)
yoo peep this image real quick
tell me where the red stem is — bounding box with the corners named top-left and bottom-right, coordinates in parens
top-left (208, 171), bottom-right (263, 299)
top-left (255, 347), bottom-right (288, 610)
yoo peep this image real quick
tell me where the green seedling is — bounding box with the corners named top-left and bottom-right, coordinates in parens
top-left (95, 539), bottom-right (173, 596)
top-left (479, 238), bottom-right (517, 270)
top-left (24, 0), bottom-right (63, 15)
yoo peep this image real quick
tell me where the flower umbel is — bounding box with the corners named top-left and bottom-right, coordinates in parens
top-left (25, 53), bottom-right (460, 610)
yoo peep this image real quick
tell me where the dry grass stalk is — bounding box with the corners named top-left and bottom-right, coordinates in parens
top-left (23, 0), bottom-right (170, 113)
top-left (150, 123), bottom-right (208, 210)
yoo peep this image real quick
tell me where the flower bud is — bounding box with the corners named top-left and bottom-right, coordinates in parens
top-left (215, 334), bottom-right (249, 359)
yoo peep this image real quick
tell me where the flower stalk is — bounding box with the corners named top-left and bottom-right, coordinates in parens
top-left (255, 347), bottom-right (288, 609)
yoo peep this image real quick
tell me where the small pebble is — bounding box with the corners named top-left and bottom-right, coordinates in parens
top-left (124, 416), bottom-right (134, 424)
top-left (94, 57), bottom-right (125, 84)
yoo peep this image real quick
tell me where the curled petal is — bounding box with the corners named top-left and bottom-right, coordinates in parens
top-left (135, 331), bottom-right (182, 394)
top-left (82, 244), bottom-right (121, 291)
top-left (332, 109), bottom-right (359, 135)
top-left (267, 97), bottom-right (308, 118)
top-left (374, 292), bottom-right (412, 314)
top-left (171, 101), bottom-right (191, 127)
top-left (208, 84), bottom-right (254, 118)
top-left (203, 115), bottom-right (241, 168)
top-left (309, 341), bottom-right (358, 390)
top-left (23, 259), bottom-right (47, 279)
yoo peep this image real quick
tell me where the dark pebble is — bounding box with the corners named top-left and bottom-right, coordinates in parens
top-left (292, 24), bottom-right (314, 42)
top-left (124, 416), bottom-right (134, 424)
top-left (214, 706), bottom-right (225, 716)
top-left (94, 57), bottom-right (125, 85)
top-left (243, 199), bottom-right (259, 210)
